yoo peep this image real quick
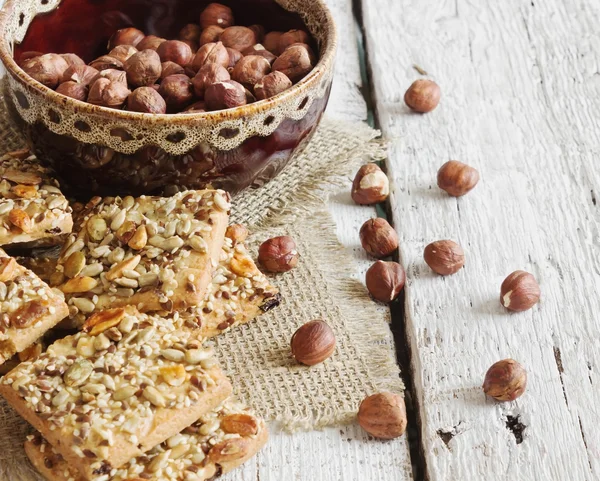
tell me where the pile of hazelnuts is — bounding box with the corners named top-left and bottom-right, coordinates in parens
top-left (18, 2), bottom-right (317, 114)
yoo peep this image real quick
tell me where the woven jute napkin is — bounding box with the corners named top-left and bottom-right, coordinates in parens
top-left (0, 112), bottom-right (403, 480)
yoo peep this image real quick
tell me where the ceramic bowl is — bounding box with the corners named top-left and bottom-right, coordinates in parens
top-left (0, 0), bottom-right (336, 198)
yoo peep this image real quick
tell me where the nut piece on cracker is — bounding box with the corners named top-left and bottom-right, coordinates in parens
top-left (55, 190), bottom-right (230, 322)
top-left (25, 397), bottom-right (268, 481)
top-left (0, 150), bottom-right (73, 247)
top-left (0, 248), bottom-right (68, 365)
top-left (0, 307), bottom-right (232, 480)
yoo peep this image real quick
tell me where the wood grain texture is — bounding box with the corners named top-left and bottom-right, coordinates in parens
top-left (361, 0), bottom-right (600, 479)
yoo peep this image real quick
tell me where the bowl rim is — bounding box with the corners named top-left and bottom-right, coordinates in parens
top-left (0, 0), bottom-right (337, 124)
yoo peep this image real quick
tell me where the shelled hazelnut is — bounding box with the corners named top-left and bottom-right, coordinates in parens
top-left (157, 40), bottom-right (194, 67)
top-left (127, 86), bottom-right (167, 113)
top-left (273, 44), bottom-right (314, 83)
top-left (404, 79), bottom-right (441, 113)
top-left (231, 55), bottom-right (271, 89)
top-left (124, 49), bottom-right (162, 87)
top-left (357, 392), bottom-right (407, 439)
top-left (108, 27), bottom-right (145, 50)
top-left (159, 74), bottom-right (193, 113)
top-left (136, 35), bottom-right (166, 51)
top-left (483, 359), bottom-right (527, 401)
top-left (258, 235), bottom-right (299, 272)
top-left (291, 320), bottom-right (336, 366)
top-left (192, 63), bottom-right (230, 97)
top-left (352, 163), bottom-right (390, 205)
top-left (423, 240), bottom-right (464, 275)
top-left (200, 25), bottom-right (225, 46)
top-left (205, 80), bottom-right (247, 111)
top-left (20, 4), bottom-right (317, 113)
top-left (500, 271), bottom-right (540, 312)
top-left (359, 218), bottom-right (399, 258)
top-left (437, 160), bottom-right (479, 197)
top-left (200, 3), bottom-right (235, 29)
top-left (254, 71), bottom-right (292, 100)
top-left (220, 26), bottom-right (257, 52)
top-left (365, 261), bottom-right (405, 303)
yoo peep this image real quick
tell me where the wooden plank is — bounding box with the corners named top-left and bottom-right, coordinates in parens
top-left (361, 0), bottom-right (600, 479)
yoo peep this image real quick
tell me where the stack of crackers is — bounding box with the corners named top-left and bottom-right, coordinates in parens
top-left (0, 150), bottom-right (279, 481)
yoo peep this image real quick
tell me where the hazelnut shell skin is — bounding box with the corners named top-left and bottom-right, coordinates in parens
top-left (357, 392), bottom-right (407, 439)
top-left (272, 45), bottom-right (314, 83)
top-left (109, 45), bottom-right (138, 64)
top-left (258, 235), bottom-right (299, 273)
top-left (231, 55), bottom-right (271, 89)
top-left (204, 80), bottom-right (247, 111)
top-left (21, 53), bottom-right (69, 89)
top-left (365, 261), bottom-right (405, 303)
top-left (200, 3), bottom-right (235, 29)
top-left (191, 42), bottom-right (230, 71)
top-left (359, 218), bottom-right (399, 258)
top-left (124, 49), bottom-right (162, 87)
top-left (404, 79), bottom-right (441, 113)
top-left (179, 24), bottom-right (202, 43)
top-left (500, 271), bottom-right (540, 312)
top-left (483, 359), bottom-right (527, 401)
top-left (56, 81), bottom-right (88, 101)
top-left (200, 25), bottom-right (225, 46)
top-left (89, 55), bottom-right (123, 72)
top-left (157, 40), bottom-right (194, 67)
top-left (61, 53), bottom-right (85, 67)
top-left (159, 74), bottom-right (194, 113)
top-left (61, 65), bottom-right (100, 86)
top-left (277, 29), bottom-right (311, 55)
top-left (437, 160), bottom-right (479, 197)
top-left (127, 86), bottom-right (167, 114)
top-left (108, 27), bottom-right (145, 50)
top-left (291, 320), bottom-right (336, 366)
top-left (263, 31), bottom-right (283, 53)
top-left (220, 26), bottom-right (258, 53)
top-left (160, 61), bottom-right (186, 80)
top-left (136, 35), bottom-right (167, 51)
top-left (423, 240), bottom-right (465, 276)
top-left (226, 48), bottom-right (243, 68)
top-left (352, 163), bottom-right (390, 205)
top-left (254, 71), bottom-right (292, 100)
top-left (88, 77), bottom-right (131, 109)
top-left (242, 44), bottom-right (277, 64)
top-left (192, 63), bottom-right (230, 98)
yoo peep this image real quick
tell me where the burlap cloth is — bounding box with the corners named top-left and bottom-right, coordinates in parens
top-left (0, 111), bottom-right (403, 480)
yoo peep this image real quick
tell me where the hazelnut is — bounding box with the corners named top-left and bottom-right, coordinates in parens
top-left (192, 63), bottom-right (230, 97)
top-left (159, 74), bottom-right (193, 113)
top-left (183, 101), bottom-right (206, 113)
top-left (285, 42), bottom-right (317, 64)
top-left (359, 218), bottom-right (398, 258)
top-left (290, 320), bottom-right (336, 366)
top-left (423, 240), bottom-right (464, 275)
top-left (365, 261), bottom-right (405, 303)
top-left (21, 53), bottom-right (69, 89)
top-left (272, 45), bottom-right (314, 83)
top-left (89, 55), bottom-right (123, 72)
top-left (249, 24), bottom-right (265, 41)
top-left (157, 40), bottom-right (194, 67)
top-left (108, 27), bottom-right (145, 50)
top-left (56, 81), bottom-right (88, 101)
top-left (500, 271), bottom-right (540, 312)
top-left (357, 392), bottom-right (407, 439)
top-left (136, 35), bottom-right (167, 51)
top-left (61, 53), bottom-right (85, 67)
top-left (220, 26), bottom-right (258, 53)
top-left (109, 45), bottom-right (138, 64)
top-left (125, 49), bottom-right (162, 87)
top-left (88, 77), bottom-right (131, 109)
top-left (226, 48), bottom-right (243, 68)
top-left (437, 160), bottom-right (479, 197)
top-left (263, 31), bottom-right (283, 53)
top-left (231, 55), bottom-right (271, 89)
top-left (244, 87), bottom-right (256, 104)
top-left (61, 65), bottom-right (100, 86)
top-left (191, 42), bottom-right (230, 71)
top-left (127, 86), bottom-right (167, 114)
top-left (404, 79), bottom-right (441, 113)
top-left (99, 69), bottom-right (127, 85)
top-left (225, 224), bottom-right (249, 245)
top-left (242, 44), bottom-right (277, 64)
top-left (277, 29), bottom-right (311, 54)
top-left (204, 80), bottom-right (247, 111)
top-left (200, 25), bottom-right (224, 46)
top-left (199, 3), bottom-right (235, 29)
top-left (258, 235), bottom-right (299, 272)
top-left (19, 51), bottom-right (43, 66)
top-left (182, 39), bottom-right (199, 54)
top-left (483, 359), bottom-right (527, 401)
top-left (254, 71), bottom-right (292, 100)
top-left (179, 23), bottom-right (202, 43)
top-left (351, 163), bottom-right (390, 205)
top-left (160, 61), bottom-right (186, 80)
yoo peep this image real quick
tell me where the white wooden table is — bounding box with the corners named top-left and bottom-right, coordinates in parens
top-left (243, 0), bottom-right (600, 479)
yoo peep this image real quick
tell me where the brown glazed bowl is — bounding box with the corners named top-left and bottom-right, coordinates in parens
top-left (0, 0), bottom-right (336, 198)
